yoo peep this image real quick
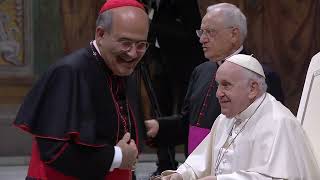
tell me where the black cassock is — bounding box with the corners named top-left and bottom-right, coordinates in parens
top-left (14, 43), bottom-right (144, 180)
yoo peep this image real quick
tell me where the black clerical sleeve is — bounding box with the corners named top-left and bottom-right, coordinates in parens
top-left (155, 68), bottom-right (197, 146)
top-left (155, 62), bottom-right (221, 146)
top-left (156, 114), bottom-right (187, 146)
top-left (36, 137), bottom-right (114, 179)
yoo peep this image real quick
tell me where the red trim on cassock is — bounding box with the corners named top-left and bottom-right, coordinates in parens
top-left (27, 140), bottom-right (132, 180)
top-left (44, 143), bottom-right (69, 164)
top-left (128, 103), bottom-right (139, 152)
top-left (13, 122), bottom-right (106, 147)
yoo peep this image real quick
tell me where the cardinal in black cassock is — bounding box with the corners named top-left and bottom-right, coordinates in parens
top-left (14, 0), bottom-right (149, 179)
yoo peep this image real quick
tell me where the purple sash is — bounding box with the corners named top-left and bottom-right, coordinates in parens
top-left (188, 125), bottom-right (210, 154)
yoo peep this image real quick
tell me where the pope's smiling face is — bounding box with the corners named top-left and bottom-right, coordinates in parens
top-left (215, 61), bottom-right (254, 118)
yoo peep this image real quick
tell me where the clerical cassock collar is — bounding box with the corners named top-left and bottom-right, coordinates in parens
top-left (93, 40), bottom-right (101, 55)
top-left (234, 93), bottom-right (267, 123)
top-left (90, 40), bottom-right (114, 76)
top-left (216, 46), bottom-right (244, 66)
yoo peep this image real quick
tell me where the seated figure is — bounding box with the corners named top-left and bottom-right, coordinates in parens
top-left (159, 54), bottom-right (320, 180)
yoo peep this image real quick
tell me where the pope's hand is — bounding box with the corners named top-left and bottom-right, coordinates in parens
top-left (144, 119), bottom-right (159, 138)
top-left (198, 176), bottom-right (217, 180)
top-left (161, 173), bottom-right (183, 180)
top-left (116, 133), bottom-right (138, 169)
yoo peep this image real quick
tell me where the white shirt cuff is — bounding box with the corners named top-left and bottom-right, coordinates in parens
top-left (176, 163), bottom-right (197, 180)
top-left (109, 146), bottom-right (122, 171)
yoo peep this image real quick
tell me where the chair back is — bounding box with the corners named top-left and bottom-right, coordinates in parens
top-left (297, 52), bottom-right (320, 166)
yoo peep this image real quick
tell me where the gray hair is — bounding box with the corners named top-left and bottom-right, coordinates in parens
top-left (207, 3), bottom-right (247, 44)
top-left (96, 10), bottom-right (113, 33)
top-left (242, 68), bottom-right (268, 93)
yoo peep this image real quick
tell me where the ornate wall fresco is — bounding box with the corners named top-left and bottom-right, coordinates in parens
top-left (0, 0), bottom-right (32, 77)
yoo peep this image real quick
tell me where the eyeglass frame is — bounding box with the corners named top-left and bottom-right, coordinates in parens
top-left (113, 38), bottom-right (150, 53)
top-left (196, 26), bottom-right (235, 38)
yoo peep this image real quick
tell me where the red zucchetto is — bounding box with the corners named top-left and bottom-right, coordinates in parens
top-left (99, 0), bottom-right (144, 14)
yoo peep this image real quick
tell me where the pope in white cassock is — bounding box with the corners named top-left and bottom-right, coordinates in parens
top-left (160, 54), bottom-right (320, 180)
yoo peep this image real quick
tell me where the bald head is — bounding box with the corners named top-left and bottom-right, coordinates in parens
top-left (96, 6), bottom-right (149, 34)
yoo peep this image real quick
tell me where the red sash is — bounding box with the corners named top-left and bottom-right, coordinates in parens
top-left (27, 141), bottom-right (131, 180)
top-left (105, 169), bottom-right (132, 180)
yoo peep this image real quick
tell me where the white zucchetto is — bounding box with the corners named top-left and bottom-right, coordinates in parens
top-left (226, 54), bottom-right (266, 78)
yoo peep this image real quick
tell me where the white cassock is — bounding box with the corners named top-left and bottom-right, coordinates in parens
top-left (173, 93), bottom-right (320, 180)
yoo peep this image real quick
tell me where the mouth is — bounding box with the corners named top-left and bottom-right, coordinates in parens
top-left (117, 57), bottom-right (137, 68)
top-left (123, 59), bottom-right (135, 64)
top-left (118, 54), bottom-right (135, 62)
top-left (219, 99), bottom-right (230, 105)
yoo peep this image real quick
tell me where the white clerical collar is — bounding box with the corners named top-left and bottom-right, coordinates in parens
top-left (226, 46), bottom-right (243, 59)
top-left (216, 46), bottom-right (243, 65)
top-left (234, 93), bottom-right (266, 122)
top-left (93, 40), bottom-right (101, 55)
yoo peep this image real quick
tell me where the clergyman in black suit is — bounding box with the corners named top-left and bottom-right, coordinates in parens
top-left (142, 0), bottom-right (206, 176)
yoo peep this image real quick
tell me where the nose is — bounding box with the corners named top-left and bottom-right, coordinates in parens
top-left (216, 85), bottom-right (224, 98)
top-left (199, 34), bottom-right (209, 44)
top-left (126, 45), bottom-right (138, 58)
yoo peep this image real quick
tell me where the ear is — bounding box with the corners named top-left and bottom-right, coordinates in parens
top-left (248, 81), bottom-right (259, 99)
top-left (230, 27), bottom-right (240, 43)
top-left (95, 26), bottom-right (106, 44)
